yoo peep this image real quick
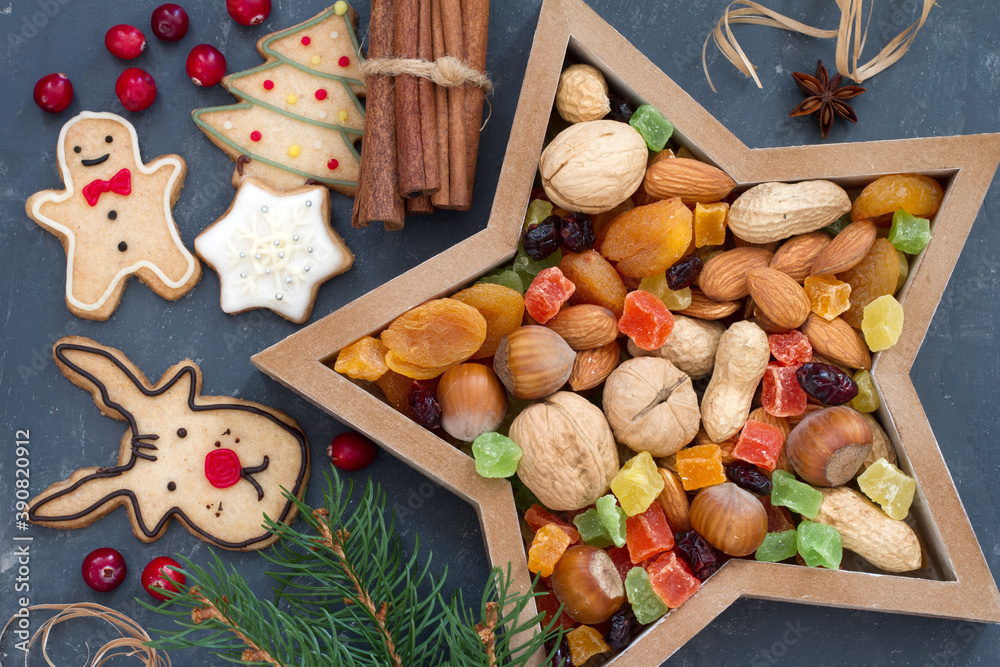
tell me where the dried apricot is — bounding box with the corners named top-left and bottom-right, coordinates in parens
top-left (335, 336), bottom-right (389, 382)
top-left (592, 198), bottom-right (634, 252)
top-left (384, 351), bottom-right (453, 380)
top-left (600, 198), bottom-right (693, 278)
top-left (837, 238), bottom-right (899, 328)
top-left (560, 250), bottom-right (628, 317)
top-left (452, 283), bottom-right (525, 359)
top-left (381, 299), bottom-right (487, 370)
top-left (851, 174), bottom-right (944, 226)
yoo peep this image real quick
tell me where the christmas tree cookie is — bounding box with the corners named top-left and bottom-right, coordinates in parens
top-left (193, 2), bottom-right (365, 196)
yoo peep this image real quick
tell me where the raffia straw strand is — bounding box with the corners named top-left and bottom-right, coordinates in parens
top-left (702, 0), bottom-right (936, 93)
top-left (360, 55), bottom-right (493, 92)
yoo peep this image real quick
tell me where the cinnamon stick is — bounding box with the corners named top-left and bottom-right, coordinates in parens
top-left (462, 0), bottom-right (489, 201)
top-left (430, 0), bottom-right (451, 208)
top-left (406, 195), bottom-right (434, 215)
top-left (417, 0), bottom-right (441, 200)
top-left (437, 0), bottom-right (469, 210)
top-left (353, 0), bottom-right (405, 230)
top-left (393, 0), bottom-right (430, 199)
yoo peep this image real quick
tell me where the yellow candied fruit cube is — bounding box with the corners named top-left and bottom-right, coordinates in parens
top-left (675, 444), bottom-right (726, 491)
top-left (527, 524), bottom-right (572, 577)
top-left (857, 458), bottom-right (916, 520)
top-left (694, 202), bottom-right (729, 248)
top-left (804, 275), bottom-right (852, 321)
top-left (850, 369), bottom-right (879, 413)
top-left (638, 274), bottom-right (692, 311)
top-left (861, 294), bottom-right (904, 352)
top-left (567, 625), bottom-right (611, 665)
top-left (334, 336), bottom-right (389, 382)
top-left (610, 451), bottom-right (665, 516)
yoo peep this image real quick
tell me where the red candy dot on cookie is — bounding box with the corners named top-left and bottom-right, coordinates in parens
top-left (315, 88), bottom-right (328, 100)
top-left (251, 130), bottom-right (262, 141)
top-left (301, 36), bottom-right (311, 45)
top-left (327, 158), bottom-right (339, 170)
top-left (263, 79), bottom-right (274, 90)
top-left (205, 448), bottom-right (242, 489)
top-left (338, 56), bottom-right (350, 67)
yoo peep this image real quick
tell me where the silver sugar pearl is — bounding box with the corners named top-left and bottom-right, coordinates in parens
top-left (255, 253), bottom-right (262, 259)
top-left (285, 277), bottom-right (292, 284)
top-left (307, 247), bottom-right (313, 253)
top-left (305, 200), bottom-right (312, 207)
top-left (304, 265), bottom-right (310, 272)
top-left (264, 268), bottom-right (271, 275)
top-left (261, 205), bottom-right (268, 213)
top-left (239, 251), bottom-right (246, 258)
top-left (275, 293), bottom-right (283, 300)
top-left (293, 235), bottom-right (300, 241)
top-left (274, 240), bottom-right (280, 246)
top-left (278, 252), bottom-right (284, 258)
top-left (240, 272), bottom-right (247, 278)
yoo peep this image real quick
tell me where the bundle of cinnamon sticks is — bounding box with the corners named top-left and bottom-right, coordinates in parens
top-left (352, 0), bottom-right (489, 231)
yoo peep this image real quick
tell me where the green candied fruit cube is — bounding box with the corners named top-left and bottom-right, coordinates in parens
top-left (888, 209), bottom-right (932, 254)
top-left (478, 269), bottom-right (524, 294)
top-left (522, 199), bottom-right (553, 232)
top-left (755, 530), bottom-right (798, 562)
top-left (471, 432), bottom-right (522, 478)
top-left (596, 494), bottom-right (627, 548)
top-left (771, 470), bottom-right (823, 519)
top-left (624, 567), bottom-right (669, 624)
top-left (512, 244), bottom-right (562, 286)
top-left (822, 213), bottom-right (853, 236)
top-left (628, 104), bottom-right (674, 153)
top-left (796, 520), bottom-right (842, 570)
top-left (850, 369), bottom-right (879, 413)
top-left (572, 508), bottom-right (614, 548)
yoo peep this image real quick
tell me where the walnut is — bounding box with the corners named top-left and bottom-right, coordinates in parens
top-left (602, 357), bottom-right (701, 457)
top-left (627, 315), bottom-right (725, 379)
top-left (539, 120), bottom-right (647, 214)
top-left (508, 391), bottom-right (619, 511)
top-left (555, 64), bottom-right (610, 124)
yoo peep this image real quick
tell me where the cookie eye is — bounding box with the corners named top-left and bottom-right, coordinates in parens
top-left (107, 210), bottom-right (117, 221)
top-left (167, 482), bottom-right (176, 491)
top-left (176, 428), bottom-right (187, 438)
top-left (105, 135), bottom-right (113, 143)
top-left (73, 146), bottom-right (81, 153)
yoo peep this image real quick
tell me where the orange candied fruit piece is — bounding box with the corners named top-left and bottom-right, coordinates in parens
top-left (600, 197), bottom-right (693, 278)
top-left (380, 298), bottom-right (486, 371)
top-left (837, 238), bottom-right (899, 329)
top-left (527, 523), bottom-right (572, 577)
top-left (618, 290), bottom-right (674, 351)
top-left (803, 274), bottom-right (852, 321)
top-left (335, 336), bottom-right (389, 382)
top-left (851, 174), bottom-right (944, 226)
top-left (523, 267), bottom-right (576, 325)
top-left (675, 444), bottom-right (726, 491)
top-left (451, 283), bottom-right (525, 359)
top-left (560, 250), bottom-right (628, 317)
top-left (566, 625), bottom-right (611, 666)
top-left (694, 201), bottom-right (729, 248)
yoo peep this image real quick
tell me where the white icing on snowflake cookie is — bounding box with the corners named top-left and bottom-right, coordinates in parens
top-left (195, 178), bottom-right (353, 323)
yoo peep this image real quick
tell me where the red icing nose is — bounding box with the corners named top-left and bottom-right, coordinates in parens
top-left (205, 448), bottom-right (242, 489)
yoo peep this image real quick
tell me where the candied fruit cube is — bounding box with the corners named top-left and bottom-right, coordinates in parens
top-left (610, 451), bottom-right (665, 516)
top-left (861, 294), bottom-right (904, 352)
top-left (335, 336), bottom-right (389, 382)
top-left (675, 444), bottom-right (726, 491)
top-left (694, 202), bottom-right (728, 247)
top-left (512, 243), bottom-right (562, 288)
top-left (560, 249), bottom-right (628, 317)
top-left (638, 274), bottom-right (692, 311)
top-left (524, 504), bottom-right (580, 544)
top-left (895, 248), bottom-right (909, 291)
top-left (472, 432), bottom-right (522, 478)
top-left (618, 290), bottom-right (675, 351)
top-left (624, 567), bottom-right (669, 624)
top-left (566, 625), bottom-right (611, 666)
top-left (762, 362), bottom-right (807, 418)
top-left (522, 198), bottom-right (553, 231)
top-left (888, 209), bottom-right (932, 254)
top-left (804, 274), bottom-right (852, 321)
top-left (732, 420), bottom-right (785, 471)
top-left (523, 266), bottom-right (576, 325)
top-left (573, 509), bottom-right (614, 548)
top-left (796, 520), bottom-right (842, 570)
top-left (534, 585), bottom-right (577, 631)
top-left (607, 546), bottom-right (634, 585)
top-left (629, 104), bottom-right (674, 152)
top-left (527, 524), bottom-right (572, 577)
top-left (771, 470), bottom-right (823, 519)
top-left (857, 458), bottom-right (916, 520)
top-left (647, 550), bottom-right (700, 608)
top-left (850, 369), bottom-right (880, 413)
top-left (600, 198), bottom-right (693, 278)
top-left (596, 495), bottom-right (627, 548)
top-left (768, 330), bottom-right (813, 366)
top-left (755, 530), bottom-right (798, 562)
top-left (626, 502), bottom-right (675, 564)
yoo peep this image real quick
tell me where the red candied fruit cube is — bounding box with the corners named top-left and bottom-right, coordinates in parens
top-left (768, 330), bottom-right (813, 366)
top-left (606, 545), bottom-right (633, 585)
top-left (762, 362), bottom-right (807, 417)
top-left (524, 267), bottom-right (576, 324)
top-left (534, 584), bottom-right (577, 631)
top-left (626, 501), bottom-right (675, 564)
top-left (618, 290), bottom-right (675, 351)
top-left (732, 419), bottom-right (785, 471)
top-left (524, 504), bottom-right (580, 544)
top-left (759, 495), bottom-right (796, 533)
top-left (647, 550), bottom-right (701, 609)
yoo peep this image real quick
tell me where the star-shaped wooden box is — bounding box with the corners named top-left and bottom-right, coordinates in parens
top-left (253, 0), bottom-right (1000, 662)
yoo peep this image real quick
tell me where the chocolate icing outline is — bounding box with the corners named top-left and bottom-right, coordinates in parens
top-left (28, 342), bottom-right (308, 550)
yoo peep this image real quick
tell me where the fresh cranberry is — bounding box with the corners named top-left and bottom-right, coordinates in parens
top-left (141, 556), bottom-right (185, 601)
top-left (81, 548), bottom-right (127, 592)
top-left (186, 44), bottom-right (227, 87)
top-left (327, 432), bottom-right (378, 471)
top-left (226, 0), bottom-right (271, 26)
top-left (115, 67), bottom-right (157, 111)
top-left (150, 4), bottom-right (189, 41)
top-left (105, 24), bottom-right (147, 60)
top-left (33, 73), bottom-right (73, 113)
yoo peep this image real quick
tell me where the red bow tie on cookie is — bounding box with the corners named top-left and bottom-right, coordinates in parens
top-left (82, 168), bottom-right (131, 207)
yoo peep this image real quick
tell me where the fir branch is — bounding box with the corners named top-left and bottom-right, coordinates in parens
top-left (189, 589), bottom-right (283, 667)
top-left (475, 601), bottom-right (499, 666)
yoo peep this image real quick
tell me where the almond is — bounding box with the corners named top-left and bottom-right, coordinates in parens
top-left (546, 304), bottom-right (619, 350)
top-left (728, 180), bottom-right (851, 243)
top-left (810, 219), bottom-right (877, 276)
top-left (699, 247), bottom-right (773, 301)
top-left (643, 157), bottom-right (736, 206)
top-left (569, 340), bottom-right (620, 391)
top-left (678, 288), bottom-right (741, 320)
top-left (753, 304), bottom-right (791, 335)
top-left (746, 267), bottom-right (811, 330)
top-left (655, 468), bottom-right (691, 532)
top-left (770, 232), bottom-right (831, 282)
top-left (800, 313), bottom-right (872, 370)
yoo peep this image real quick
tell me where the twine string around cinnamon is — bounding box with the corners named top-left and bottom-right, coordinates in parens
top-left (361, 55), bottom-right (493, 93)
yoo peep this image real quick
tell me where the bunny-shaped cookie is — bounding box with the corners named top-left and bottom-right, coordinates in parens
top-left (27, 336), bottom-right (309, 550)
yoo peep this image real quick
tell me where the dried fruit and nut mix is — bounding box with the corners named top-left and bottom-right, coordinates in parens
top-left (334, 65), bottom-right (942, 664)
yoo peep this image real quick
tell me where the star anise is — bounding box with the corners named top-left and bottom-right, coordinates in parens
top-left (789, 60), bottom-right (866, 139)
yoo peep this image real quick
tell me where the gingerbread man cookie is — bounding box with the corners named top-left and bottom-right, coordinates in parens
top-left (27, 337), bottom-right (309, 551)
top-left (26, 111), bottom-right (201, 321)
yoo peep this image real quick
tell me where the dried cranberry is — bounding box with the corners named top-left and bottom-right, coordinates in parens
top-left (408, 381), bottom-right (441, 429)
top-left (606, 94), bottom-right (634, 123)
top-left (796, 362), bottom-right (858, 405)
top-left (605, 606), bottom-right (639, 651)
top-left (547, 638), bottom-right (574, 667)
top-left (557, 212), bottom-right (596, 254)
top-left (674, 531), bottom-right (722, 581)
top-left (522, 215), bottom-right (560, 260)
top-left (665, 254), bottom-right (703, 291)
top-left (725, 463), bottom-right (772, 496)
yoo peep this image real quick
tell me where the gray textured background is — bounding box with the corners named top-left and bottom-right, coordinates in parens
top-left (1, 0), bottom-right (998, 665)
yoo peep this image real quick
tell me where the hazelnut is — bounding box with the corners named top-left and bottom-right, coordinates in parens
top-left (436, 364), bottom-right (506, 442)
top-left (551, 545), bottom-right (625, 624)
top-left (494, 326), bottom-right (575, 399)
top-left (689, 482), bottom-right (768, 557)
top-left (786, 406), bottom-right (872, 487)
top-left (555, 64), bottom-right (611, 124)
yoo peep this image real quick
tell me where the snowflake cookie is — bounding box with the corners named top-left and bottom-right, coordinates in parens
top-left (195, 178), bottom-right (353, 323)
